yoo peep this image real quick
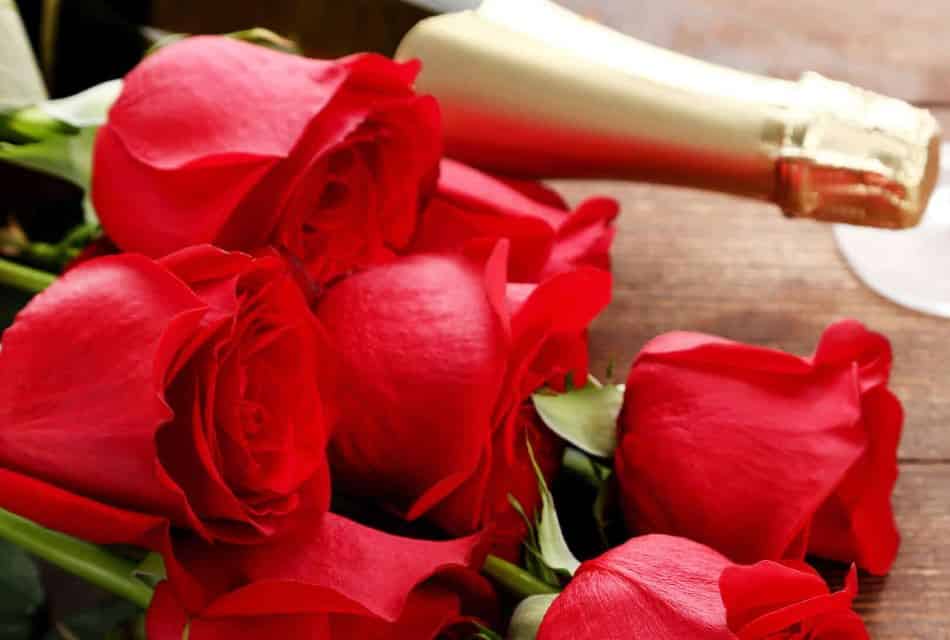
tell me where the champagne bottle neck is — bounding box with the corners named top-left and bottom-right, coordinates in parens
top-left (397, 0), bottom-right (940, 229)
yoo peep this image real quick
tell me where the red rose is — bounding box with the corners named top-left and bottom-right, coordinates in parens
top-left (616, 320), bottom-right (902, 574)
top-left (410, 159), bottom-right (617, 282)
top-left (93, 36), bottom-right (440, 284)
top-left (146, 514), bottom-right (495, 640)
top-left (537, 535), bottom-right (734, 639)
top-left (0, 245), bottom-right (329, 605)
top-left (721, 562), bottom-right (869, 639)
top-left (316, 242), bottom-right (611, 557)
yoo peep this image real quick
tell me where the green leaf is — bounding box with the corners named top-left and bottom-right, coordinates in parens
top-left (560, 447), bottom-right (611, 488)
top-left (592, 469), bottom-right (617, 549)
top-left (506, 594), bottom-right (557, 640)
top-left (482, 554), bottom-right (558, 599)
top-left (527, 443), bottom-right (580, 577)
top-left (226, 28), bottom-right (301, 55)
top-left (532, 376), bottom-right (624, 458)
top-left (0, 1), bottom-right (46, 111)
top-left (468, 623), bottom-right (504, 640)
top-left (38, 80), bottom-right (121, 129)
top-left (0, 508), bottom-right (153, 608)
top-left (0, 127), bottom-right (96, 189)
top-left (0, 79), bottom-right (120, 224)
top-left (132, 552), bottom-right (166, 587)
top-left (0, 540), bottom-right (44, 640)
top-left (43, 600), bottom-right (139, 640)
top-left (507, 494), bottom-right (559, 587)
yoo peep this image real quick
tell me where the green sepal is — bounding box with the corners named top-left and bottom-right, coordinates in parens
top-left (527, 442), bottom-right (580, 577)
top-left (506, 594), bottom-right (558, 640)
top-left (532, 376), bottom-right (624, 458)
top-left (132, 552), bottom-right (166, 588)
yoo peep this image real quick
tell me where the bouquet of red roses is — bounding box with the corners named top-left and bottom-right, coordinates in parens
top-left (0, 36), bottom-right (901, 640)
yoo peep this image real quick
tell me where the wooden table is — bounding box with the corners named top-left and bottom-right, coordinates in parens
top-left (550, 2), bottom-right (949, 637)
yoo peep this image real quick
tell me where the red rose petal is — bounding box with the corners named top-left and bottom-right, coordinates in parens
top-left (411, 159), bottom-right (617, 282)
top-left (0, 255), bottom-right (208, 527)
top-left (721, 563), bottom-right (868, 639)
top-left (537, 535), bottom-right (734, 640)
top-left (617, 320), bottom-right (901, 572)
top-left (318, 249), bottom-right (510, 520)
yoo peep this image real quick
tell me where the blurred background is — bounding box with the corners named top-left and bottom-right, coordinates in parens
top-left (15, 0), bottom-right (949, 102)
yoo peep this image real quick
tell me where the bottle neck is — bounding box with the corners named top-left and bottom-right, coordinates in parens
top-left (397, 0), bottom-right (940, 229)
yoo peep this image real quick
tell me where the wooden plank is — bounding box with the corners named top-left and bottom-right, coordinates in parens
top-left (851, 463), bottom-right (950, 638)
top-left (560, 0), bottom-right (950, 104)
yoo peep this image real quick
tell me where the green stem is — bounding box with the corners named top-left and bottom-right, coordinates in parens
top-left (0, 257), bottom-right (55, 293)
top-left (0, 508), bottom-right (154, 608)
top-left (562, 447), bottom-right (612, 489)
top-left (482, 554), bottom-right (560, 598)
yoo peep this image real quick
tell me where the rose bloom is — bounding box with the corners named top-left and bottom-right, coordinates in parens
top-left (535, 535), bottom-right (868, 640)
top-left (617, 320), bottom-right (902, 574)
top-left (0, 246), bottom-right (329, 606)
top-left (410, 159), bottom-right (617, 282)
top-left (316, 241), bottom-right (611, 558)
top-left (0, 247), bottom-right (495, 633)
top-left (721, 562), bottom-right (868, 639)
top-left (537, 535), bottom-right (734, 639)
top-left (93, 36), bottom-right (440, 284)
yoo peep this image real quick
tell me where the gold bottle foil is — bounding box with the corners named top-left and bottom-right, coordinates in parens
top-left (396, 0), bottom-right (940, 229)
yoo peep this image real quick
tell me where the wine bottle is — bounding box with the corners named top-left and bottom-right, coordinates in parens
top-left (396, 0), bottom-right (940, 229)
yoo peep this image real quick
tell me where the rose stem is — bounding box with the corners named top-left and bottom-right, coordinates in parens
top-left (0, 257), bottom-right (55, 293)
top-left (0, 508), bottom-right (154, 608)
top-left (482, 554), bottom-right (561, 598)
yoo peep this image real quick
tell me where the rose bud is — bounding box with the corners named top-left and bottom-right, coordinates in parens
top-left (721, 561), bottom-right (869, 639)
top-left (617, 320), bottom-right (902, 574)
top-left (0, 245), bottom-right (329, 607)
top-left (92, 36), bottom-right (440, 285)
top-left (145, 514), bottom-right (496, 640)
top-left (536, 535), bottom-right (735, 639)
top-left (315, 241), bottom-right (611, 558)
top-left (409, 159), bottom-right (618, 282)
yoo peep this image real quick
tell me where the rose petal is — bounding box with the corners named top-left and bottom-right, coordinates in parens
top-left (720, 563), bottom-right (868, 639)
top-left (411, 159), bottom-right (617, 282)
top-left (617, 321), bottom-right (892, 567)
top-left (172, 513), bottom-right (485, 622)
top-left (107, 37), bottom-right (347, 167)
top-left (318, 248), bottom-right (510, 520)
top-left (0, 255), bottom-right (209, 527)
top-left (537, 535), bottom-right (733, 639)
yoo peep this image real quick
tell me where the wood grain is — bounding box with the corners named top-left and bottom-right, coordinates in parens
top-left (852, 464), bottom-right (950, 639)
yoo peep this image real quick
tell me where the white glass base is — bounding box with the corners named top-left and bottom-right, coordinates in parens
top-left (834, 144), bottom-right (950, 318)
